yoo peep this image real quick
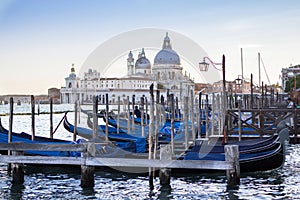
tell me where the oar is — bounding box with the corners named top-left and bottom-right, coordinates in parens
top-left (52, 111), bottom-right (68, 134)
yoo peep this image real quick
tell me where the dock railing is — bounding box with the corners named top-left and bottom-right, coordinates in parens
top-left (226, 108), bottom-right (299, 140)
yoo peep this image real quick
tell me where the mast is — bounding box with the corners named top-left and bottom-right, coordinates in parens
top-left (258, 52), bottom-right (261, 87)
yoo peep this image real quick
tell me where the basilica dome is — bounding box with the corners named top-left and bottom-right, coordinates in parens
top-left (154, 33), bottom-right (181, 65)
top-left (154, 49), bottom-right (180, 65)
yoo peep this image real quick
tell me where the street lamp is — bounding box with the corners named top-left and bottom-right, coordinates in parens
top-left (198, 57), bottom-right (223, 72)
top-left (235, 75), bottom-right (242, 88)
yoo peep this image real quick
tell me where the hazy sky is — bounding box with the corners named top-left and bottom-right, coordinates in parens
top-left (0, 0), bottom-right (299, 95)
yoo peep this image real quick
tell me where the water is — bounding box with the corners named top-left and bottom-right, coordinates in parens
top-left (0, 104), bottom-right (300, 199)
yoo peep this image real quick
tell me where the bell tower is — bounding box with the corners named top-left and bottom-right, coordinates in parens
top-left (127, 51), bottom-right (134, 76)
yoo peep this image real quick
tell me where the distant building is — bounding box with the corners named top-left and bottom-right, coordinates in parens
top-left (281, 64), bottom-right (300, 91)
top-left (48, 88), bottom-right (60, 104)
top-left (60, 64), bottom-right (81, 104)
top-left (60, 33), bottom-right (195, 104)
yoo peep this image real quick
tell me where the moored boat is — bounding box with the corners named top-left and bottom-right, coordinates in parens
top-left (0, 118), bottom-right (80, 157)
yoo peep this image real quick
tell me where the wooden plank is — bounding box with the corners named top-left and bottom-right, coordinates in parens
top-left (0, 143), bottom-right (87, 151)
top-left (0, 155), bottom-right (234, 170)
top-left (0, 155), bottom-right (83, 165)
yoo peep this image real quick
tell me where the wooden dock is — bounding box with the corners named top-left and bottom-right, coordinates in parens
top-left (0, 142), bottom-right (240, 188)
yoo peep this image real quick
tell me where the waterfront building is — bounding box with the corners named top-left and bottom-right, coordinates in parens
top-left (281, 64), bottom-right (300, 91)
top-left (60, 33), bottom-right (195, 104)
top-left (60, 64), bottom-right (81, 104)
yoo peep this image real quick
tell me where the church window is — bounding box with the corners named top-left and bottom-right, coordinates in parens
top-left (68, 82), bottom-right (72, 88)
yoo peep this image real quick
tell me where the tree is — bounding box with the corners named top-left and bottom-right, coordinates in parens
top-left (285, 74), bottom-right (300, 93)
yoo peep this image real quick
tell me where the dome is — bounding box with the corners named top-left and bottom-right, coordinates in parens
top-left (135, 56), bottom-right (151, 69)
top-left (135, 48), bottom-right (151, 69)
top-left (154, 32), bottom-right (181, 65)
top-left (154, 49), bottom-right (180, 65)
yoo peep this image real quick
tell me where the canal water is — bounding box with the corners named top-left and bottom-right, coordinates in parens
top-left (0, 103), bottom-right (299, 199)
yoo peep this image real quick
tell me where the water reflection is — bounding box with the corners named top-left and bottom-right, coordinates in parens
top-left (10, 184), bottom-right (25, 200)
top-left (158, 185), bottom-right (172, 200)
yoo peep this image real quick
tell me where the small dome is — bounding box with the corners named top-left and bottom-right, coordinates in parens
top-left (135, 48), bottom-right (151, 69)
top-left (135, 57), bottom-right (151, 69)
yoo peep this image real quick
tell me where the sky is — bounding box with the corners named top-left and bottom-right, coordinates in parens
top-left (0, 0), bottom-right (300, 95)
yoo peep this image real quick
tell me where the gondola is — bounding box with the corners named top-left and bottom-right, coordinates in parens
top-left (63, 116), bottom-right (146, 153)
top-left (188, 134), bottom-right (280, 154)
top-left (181, 141), bottom-right (284, 173)
top-left (74, 116), bottom-right (285, 173)
top-left (0, 118), bottom-right (80, 157)
top-left (86, 114), bottom-right (190, 144)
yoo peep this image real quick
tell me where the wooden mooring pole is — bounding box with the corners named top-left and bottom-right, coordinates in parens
top-left (149, 84), bottom-right (155, 189)
top-left (105, 94), bottom-right (109, 141)
top-left (92, 96), bottom-right (98, 139)
top-left (80, 145), bottom-right (95, 188)
top-left (50, 97), bottom-right (53, 138)
top-left (11, 151), bottom-right (24, 184)
top-left (127, 96), bottom-right (131, 134)
top-left (8, 97), bottom-right (13, 174)
top-left (132, 95), bottom-right (135, 130)
top-left (74, 100), bottom-right (78, 142)
top-left (117, 96), bottom-right (120, 134)
top-left (31, 95), bottom-right (35, 141)
top-left (184, 96), bottom-right (189, 149)
top-left (225, 145), bottom-right (240, 185)
top-left (159, 144), bottom-right (172, 186)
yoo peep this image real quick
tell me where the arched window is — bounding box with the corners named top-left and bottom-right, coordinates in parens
top-left (171, 85), bottom-right (178, 89)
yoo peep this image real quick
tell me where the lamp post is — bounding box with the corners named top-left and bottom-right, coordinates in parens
top-left (294, 74), bottom-right (296, 90)
top-left (235, 75), bottom-right (242, 107)
top-left (199, 57), bottom-right (222, 72)
top-left (199, 55), bottom-right (226, 93)
top-left (199, 55), bottom-right (226, 137)
top-left (235, 75), bottom-right (242, 92)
